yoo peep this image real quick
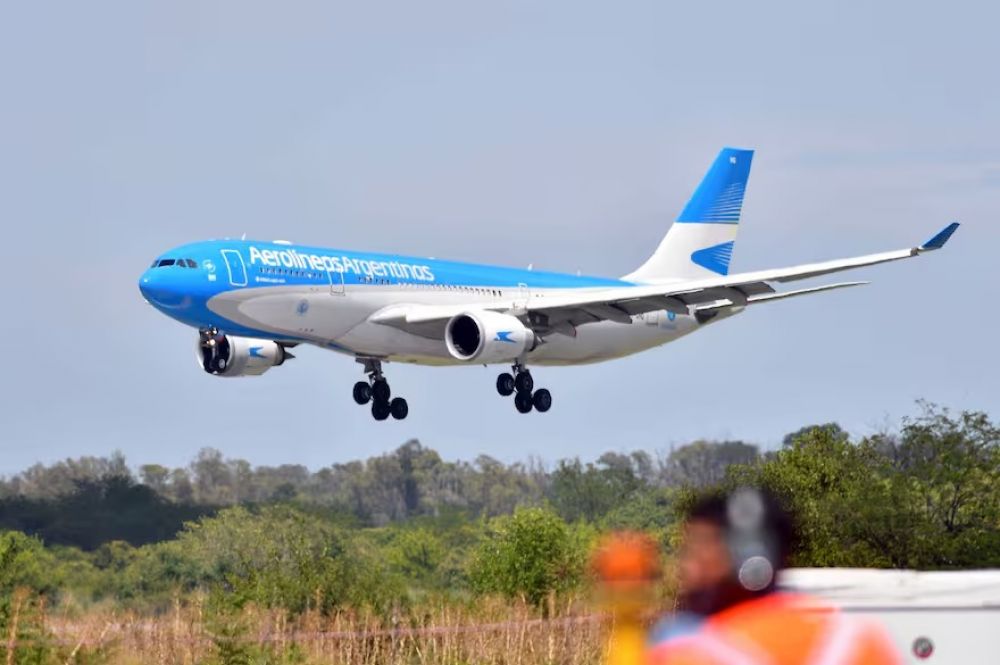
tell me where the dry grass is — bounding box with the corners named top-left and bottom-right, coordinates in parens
top-left (18, 596), bottom-right (613, 665)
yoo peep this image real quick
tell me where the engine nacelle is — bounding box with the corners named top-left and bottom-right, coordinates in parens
top-left (445, 311), bottom-right (536, 363)
top-left (197, 334), bottom-right (289, 377)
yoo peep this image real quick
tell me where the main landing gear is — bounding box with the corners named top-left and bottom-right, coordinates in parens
top-left (496, 364), bottom-right (551, 414)
top-left (352, 358), bottom-right (408, 421)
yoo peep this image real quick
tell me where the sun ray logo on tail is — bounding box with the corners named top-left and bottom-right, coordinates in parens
top-left (690, 241), bottom-right (735, 275)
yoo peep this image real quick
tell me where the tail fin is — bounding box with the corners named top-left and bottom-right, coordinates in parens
top-left (624, 147), bottom-right (753, 283)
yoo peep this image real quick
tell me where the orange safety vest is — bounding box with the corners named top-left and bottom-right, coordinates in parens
top-left (646, 593), bottom-right (901, 665)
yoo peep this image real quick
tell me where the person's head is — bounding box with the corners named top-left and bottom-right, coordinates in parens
top-left (676, 487), bottom-right (795, 615)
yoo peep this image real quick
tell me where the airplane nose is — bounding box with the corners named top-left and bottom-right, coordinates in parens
top-left (139, 269), bottom-right (189, 309)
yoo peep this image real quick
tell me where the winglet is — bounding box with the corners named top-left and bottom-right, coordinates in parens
top-left (919, 222), bottom-right (960, 251)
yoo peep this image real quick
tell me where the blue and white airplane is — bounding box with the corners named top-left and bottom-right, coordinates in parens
top-left (139, 148), bottom-right (958, 420)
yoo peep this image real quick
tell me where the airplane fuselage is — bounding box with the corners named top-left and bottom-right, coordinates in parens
top-left (139, 239), bottom-right (719, 367)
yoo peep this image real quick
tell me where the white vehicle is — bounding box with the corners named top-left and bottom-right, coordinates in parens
top-left (781, 568), bottom-right (1000, 664)
top-left (138, 148), bottom-right (959, 420)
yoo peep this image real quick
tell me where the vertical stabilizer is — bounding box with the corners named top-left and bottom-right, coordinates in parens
top-left (624, 148), bottom-right (753, 283)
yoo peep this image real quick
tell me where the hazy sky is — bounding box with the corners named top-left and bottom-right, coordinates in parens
top-left (1, 1), bottom-right (997, 474)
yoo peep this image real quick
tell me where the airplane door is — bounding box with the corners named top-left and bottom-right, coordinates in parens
top-left (328, 268), bottom-right (345, 295)
top-left (220, 250), bottom-right (248, 287)
top-left (516, 282), bottom-right (530, 310)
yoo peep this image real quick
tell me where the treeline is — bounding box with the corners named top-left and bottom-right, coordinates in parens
top-left (0, 403), bottom-right (996, 618)
top-left (0, 437), bottom-right (759, 544)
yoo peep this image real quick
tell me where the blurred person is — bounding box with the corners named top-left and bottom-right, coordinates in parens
top-left (647, 488), bottom-right (900, 664)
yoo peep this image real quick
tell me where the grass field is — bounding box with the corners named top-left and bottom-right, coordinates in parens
top-left (8, 594), bottom-right (614, 664)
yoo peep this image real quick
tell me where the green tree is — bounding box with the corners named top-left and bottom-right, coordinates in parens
top-left (722, 406), bottom-right (1000, 569)
top-left (549, 457), bottom-right (640, 522)
top-left (166, 505), bottom-right (396, 613)
top-left (0, 532), bottom-right (56, 665)
top-left (781, 423), bottom-right (848, 449)
top-left (0, 475), bottom-right (211, 550)
top-left (388, 527), bottom-right (446, 585)
top-left (0, 531), bottom-right (57, 593)
top-left (470, 507), bottom-right (592, 607)
top-left (601, 487), bottom-right (677, 548)
top-left (139, 464), bottom-right (170, 495)
top-left (191, 448), bottom-right (235, 505)
top-left (663, 440), bottom-right (760, 488)
top-left (875, 405), bottom-right (1000, 566)
top-left (727, 421), bottom-right (905, 566)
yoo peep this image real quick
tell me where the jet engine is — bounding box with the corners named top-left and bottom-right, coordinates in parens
top-left (445, 311), bottom-right (536, 363)
top-left (197, 331), bottom-right (292, 377)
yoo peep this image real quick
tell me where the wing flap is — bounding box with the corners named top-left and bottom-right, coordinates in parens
top-left (581, 303), bottom-right (633, 324)
top-left (694, 281), bottom-right (869, 312)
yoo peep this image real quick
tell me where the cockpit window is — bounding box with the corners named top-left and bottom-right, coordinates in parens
top-left (150, 257), bottom-right (207, 269)
top-left (151, 257), bottom-right (199, 268)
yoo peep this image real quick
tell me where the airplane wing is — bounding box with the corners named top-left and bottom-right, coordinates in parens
top-left (371, 223), bottom-right (958, 338)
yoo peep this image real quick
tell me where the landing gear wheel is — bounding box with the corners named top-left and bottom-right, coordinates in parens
top-left (496, 373), bottom-right (515, 396)
top-left (532, 388), bottom-right (552, 413)
top-left (353, 381), bottom-right (372, 405)
top-left (357, 358), bottom-right (405, 420)
top-left (514, 371), bottom-right (533, 394)
top-left (390, 397), bottom-right (409, 420)
top-left (372, 380), bottom-right (391, 403)
top-left (212, 357), bottom-right (227, 373)
top-left (514, 391), bottom-right (534, 414)
top-left (372, 400), bottom-right (391, 421)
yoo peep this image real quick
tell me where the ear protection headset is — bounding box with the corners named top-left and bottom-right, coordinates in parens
top-left (725, 488), bottom-right (778, 592)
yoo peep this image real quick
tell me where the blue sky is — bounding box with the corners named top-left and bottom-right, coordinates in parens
top-left (1, 1), bottom-right (996, 474)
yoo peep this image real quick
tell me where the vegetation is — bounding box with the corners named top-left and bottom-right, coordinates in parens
top-left (470, 507), bottom-right (595, 607)
top-left (0, 403), bottom-right (995, 663)
top-left (730, 404), bottom-right (1000, 568)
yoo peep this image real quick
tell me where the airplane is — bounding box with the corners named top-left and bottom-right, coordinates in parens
top-left (139, 148), bottom-right (959, 421)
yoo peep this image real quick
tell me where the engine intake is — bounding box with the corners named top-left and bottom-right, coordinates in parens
top-left (197, 333), bottom-right (290, 377)
top-left (445, 311), bottom-right (535, 363)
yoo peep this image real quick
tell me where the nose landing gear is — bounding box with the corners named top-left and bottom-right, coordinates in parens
top-left (497, 363), bottom-right (551, 414)
top-left (199, 327), bottom-right (231, 374)
top-left (353, 358), bottom-right (408, 421)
